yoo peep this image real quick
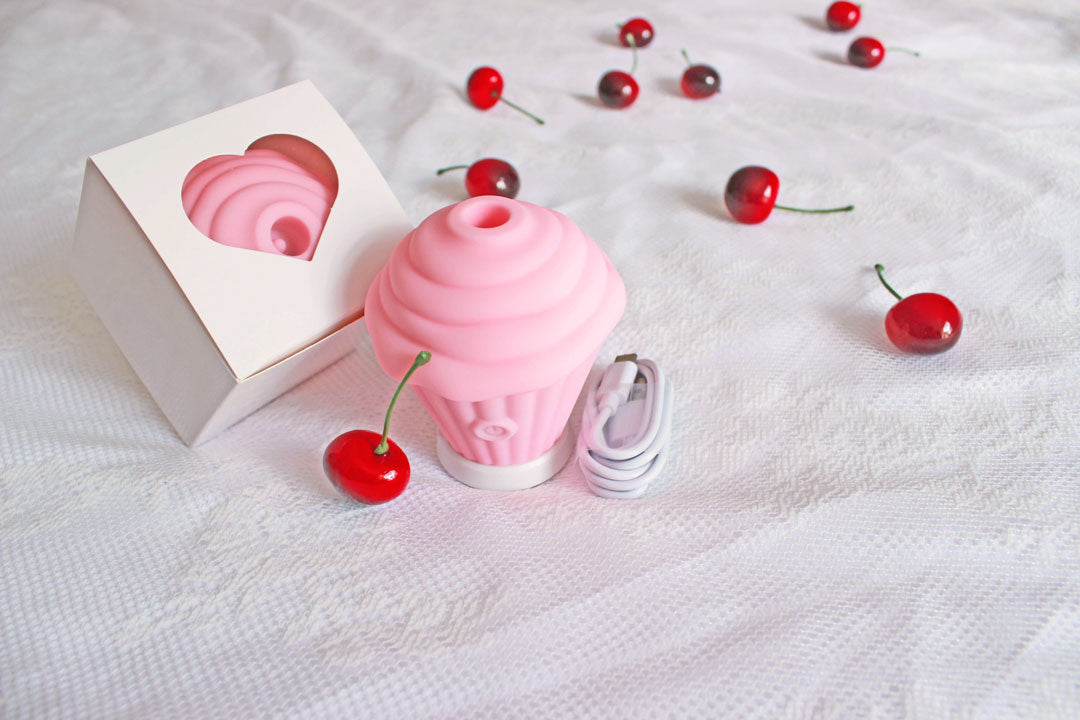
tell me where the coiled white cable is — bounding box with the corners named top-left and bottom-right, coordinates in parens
top-left (577, 354), bottom-right (674, 498)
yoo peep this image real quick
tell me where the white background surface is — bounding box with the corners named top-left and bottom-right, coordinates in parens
top-left (2, 1), bottom-right (1079, 718)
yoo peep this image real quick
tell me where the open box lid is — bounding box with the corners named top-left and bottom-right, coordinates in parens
top-left (90, 81), bottom-right (411, 380)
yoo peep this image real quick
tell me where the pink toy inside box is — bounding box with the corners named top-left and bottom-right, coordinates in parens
top-left (70, 81), bottom-right (412, 445)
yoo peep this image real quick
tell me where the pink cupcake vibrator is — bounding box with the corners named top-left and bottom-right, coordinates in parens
top-left (364, 195), bottom-right (626, 490)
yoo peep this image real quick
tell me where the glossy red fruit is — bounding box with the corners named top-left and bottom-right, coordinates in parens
top-left (437, 159), bottom-right (520, 198)
top-left (322, 350), bottom-right (431, 505)
top-left (466, 159), bottom-right (519, 198)
top-left (598, 70), bottom-right (639, 108)
top-left (618, 18), bottom-right (654, 47)
top-left (875, 265), bottom-right (962, 354)
top-left (467, 67), bottom-right (503, 109)
top-left (848, 37), bottom-right (885, 68)
top-left (724, 166), bottom-right (854, 224)
top-left (886, 295), bottom-right (963, 353)
top-left (680, 50), bottom-right (720, 98)
top-left (466, 67), bottom-right (545, 123)
top-left (826, 1), bottom-right (861, 31)
top-left (324, 430), bottom-right (410, 505)
top-left (724, 166), bottom-right (780, 224)
top-left (681, 65), bottom-right (720, 98)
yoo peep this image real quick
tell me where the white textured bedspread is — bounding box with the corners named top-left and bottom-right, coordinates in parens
top-left (2, 0), bottom-right (1078, 717)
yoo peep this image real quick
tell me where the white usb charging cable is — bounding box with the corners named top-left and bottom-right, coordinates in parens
top-left (577, 354), bottom-right (673, 498)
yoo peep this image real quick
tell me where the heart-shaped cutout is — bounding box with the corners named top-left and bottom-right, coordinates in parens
top-left (181, 134), bottom-right (338, 261)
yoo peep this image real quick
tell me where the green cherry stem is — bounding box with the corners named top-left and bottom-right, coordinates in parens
top-left (374, 350), bottom-right (432, 456)
top-left (628, 35), bottom-right (638, 75)
top-left (681, 49), bottom-right (692, 67)
top-left (436, 165), bottom-right (468, 175)
top-left (489, 90), bottom-right (545, 125)
top-left (887, 46), bottom-right (921, 57)
top-left (874, 264), bottom-right (904, 301)
top-left (773, 203), bottom-right (855, 214)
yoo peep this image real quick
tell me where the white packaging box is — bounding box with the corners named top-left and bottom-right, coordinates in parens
top-left (70, 81), bottom-right (411, 445)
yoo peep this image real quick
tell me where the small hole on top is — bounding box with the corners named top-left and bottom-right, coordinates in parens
top-left (461, 203), bottom-right (512, 229)
top-left (271, 217), bottom-right (311, 256)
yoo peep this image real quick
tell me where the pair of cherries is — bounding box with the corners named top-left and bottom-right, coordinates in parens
top-left (824, 1), bottom-right (920, 68)
top-left (597, 17), bottom-right (652, 108)
top-left (460, 66), bottom-right (537, 199)
top-left (440, 163), bottom-right (854, 222)
top-left (724, 167), bottom-right (961, 353)
top-left (599, 18), bottom-right (721, 108)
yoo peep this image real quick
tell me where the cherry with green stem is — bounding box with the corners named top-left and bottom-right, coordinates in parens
top-left (323, 351), bottom-right (432, 504)
top-left (724, 166), bottom-right (853, 224)
top-left (598, 35), bottom-right (640, 108)
top-left (848, 37), bottom-right (920, 68)
top-left (466, 67), bottom-right (545, 124)
top-left (436, 158), bottom-right (520, 198)
top-left (874, 264), bottom-right (962, 354)
top-left (617, 17), bottom-right (654, 48)
top-left (680, 49), bottom-right (721, 99)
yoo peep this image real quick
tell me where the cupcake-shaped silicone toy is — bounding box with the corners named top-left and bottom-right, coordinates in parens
top-left (364, 195), bottom-right (626, 490)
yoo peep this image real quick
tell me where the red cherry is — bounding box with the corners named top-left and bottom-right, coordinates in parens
top-left (598, 71), bottom-right (639, 108)
top-left (323, 350), bottom-right (431, 505)
top-left (848, 38), bottom-right (919, 68)
top-left (875, 264), bottom-right (962, 354)
top-left (826, 1), bottom-right (861, 31)
top-left (467, 66), bottom-right (502, 109)
top-left (724, 166), bottom-right (779, 224)
top-left (466, 67), bottom-right (545, 124)
top-left (848, 37), bottom-right (885, 68)
top-left (324, 431), bottom-right (410, 504)
top-left (600, 34), bottom-right (639, 109)
top-left (679, 50), bottom-right (720, 99)
top-left (436, 158), bottom-right (520, 198)
top-left (600, 26), bottom-right (643, 108)
top-left (618, 18), bottom-right (654, 47)
top-left (723, 166), bottom-right (854, 224)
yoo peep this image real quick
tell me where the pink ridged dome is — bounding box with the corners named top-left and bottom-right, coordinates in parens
top-left (365, 195), bottom-right (626, 402)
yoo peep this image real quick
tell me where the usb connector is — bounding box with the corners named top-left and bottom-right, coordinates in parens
top-left (596, 354), bottom-right (640, 414)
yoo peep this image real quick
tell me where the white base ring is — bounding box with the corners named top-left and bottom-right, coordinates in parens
top-left (436, 431), bottom-right (574, 491)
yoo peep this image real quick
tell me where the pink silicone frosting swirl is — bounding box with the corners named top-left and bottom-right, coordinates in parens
top-left (181, 148), bottom-right (334, 260)
top-left (365, 196), bottom-right (626, 401)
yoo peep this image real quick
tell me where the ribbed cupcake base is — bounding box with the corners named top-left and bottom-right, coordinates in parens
top-left (411, 353), bottom-right (597, 467)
